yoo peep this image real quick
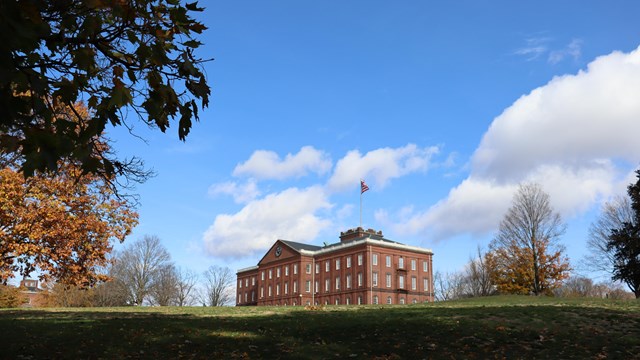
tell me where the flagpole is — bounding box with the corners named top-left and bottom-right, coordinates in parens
top-left (359, 179), bottom-right (369, 229)
top-left (360, 187), bottom-right (363, 228)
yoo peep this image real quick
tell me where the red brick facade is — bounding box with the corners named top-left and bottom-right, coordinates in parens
top-left (236, 228), bottom-right (434, 306)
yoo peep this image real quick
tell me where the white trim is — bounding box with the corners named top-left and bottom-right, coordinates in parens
top-left (299, 238), bottom-right (432, 257)
top-left (237, 265), bottom-right (259, 274)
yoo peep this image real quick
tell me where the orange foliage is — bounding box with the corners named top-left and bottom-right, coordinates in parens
top-left (0, 159), bottom-right (138, 287)
top-left (486, 240), bottom-right (570, 295)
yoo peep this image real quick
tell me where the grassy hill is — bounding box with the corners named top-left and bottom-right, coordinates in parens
top-left (1, 296), bottom-right (639, 359)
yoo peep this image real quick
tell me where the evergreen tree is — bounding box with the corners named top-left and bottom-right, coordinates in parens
top-left (607, 170), bottom-right (640, 298)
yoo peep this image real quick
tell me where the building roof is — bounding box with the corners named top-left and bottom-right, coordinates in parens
top-left (280, 240), bottom-right (322, 252)
top-left (238, 229), bottom-right (433, 274)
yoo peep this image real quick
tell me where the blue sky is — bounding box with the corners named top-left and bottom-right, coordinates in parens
top-left (108, 1), bottom-right (640, 280)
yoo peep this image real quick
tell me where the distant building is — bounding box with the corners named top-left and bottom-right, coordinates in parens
top-left (19, 278), bottom-right (42, 307)
top-left (236, 228), bottom-right (434, 306)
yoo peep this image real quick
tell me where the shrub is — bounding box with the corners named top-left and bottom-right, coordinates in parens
top-left (0, 285), bottom-right (27, 308)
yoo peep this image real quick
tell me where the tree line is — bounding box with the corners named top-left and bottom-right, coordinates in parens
top-left (434, 172), bottom-right (640, 301)
top-left (0, 235), bottom-right (235, 308)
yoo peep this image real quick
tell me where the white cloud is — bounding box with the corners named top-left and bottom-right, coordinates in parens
top-left (514, 38), bottom-right (582, 64)
top-left (202, 186), bottom-right (332, 258)
top-left (336, 204), bottom-right (354, 219)
top-left (208, 179), bottom-right (260, 204)
top-left (327, 144), bottom-right (439, 192)
top-left (514, 46), bottom-right (548, 61)
top-left (474, 47), bottom-right (640, 180)
top-left (233, 146), bottom-right (332, 180)
top-left (391, 178), bottom-right (517, 240)
top-left (513, 37), bottom-right (550, 61)
top-left (548, 39), bottom-right (582, 64)
top-left (395, 46), bottom-right (640, 240)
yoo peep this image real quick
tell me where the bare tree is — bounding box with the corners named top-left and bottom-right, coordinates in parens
top-left (434, 270), bottom-right (466, 301)
top-left (175, 267), bottom-right (199, 307)
top-left (582, 196), bottom-right (634, 276)
top-left (489, 183), bottom-right (570, 295)
top-left (555, 276), bottom-right (595, 297)
top-left (464, 246), bottom-right (494, 297)
top-left (200, 266), bottom-right (234, 306)
top-left (92, 256), bottom-right (130, 307)
top-left (149, 265), bottom-right (179, 306)
top-left (113, 235), bottom-right (172, 305)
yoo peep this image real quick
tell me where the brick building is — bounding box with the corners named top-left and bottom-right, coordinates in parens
top-left (236, 228), bottom-right (434, 306)
top-left (19, 278), bottom-right (42, 307)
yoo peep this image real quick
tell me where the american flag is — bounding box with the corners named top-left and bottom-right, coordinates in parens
top-left (360, 179), bottom-right (370, 194)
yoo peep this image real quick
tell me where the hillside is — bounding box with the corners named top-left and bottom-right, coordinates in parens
top-left (1, 296), bottom-right (639, 359)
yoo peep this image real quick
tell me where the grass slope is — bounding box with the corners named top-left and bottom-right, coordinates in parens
top-left (1, 296), bottom-right (639, 359)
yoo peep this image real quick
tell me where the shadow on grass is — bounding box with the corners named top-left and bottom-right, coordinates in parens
top-left (1, 303), bottom-right (639, 359)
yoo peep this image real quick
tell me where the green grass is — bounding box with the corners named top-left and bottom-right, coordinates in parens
top-left (1, 296), bottom-right (639, 359)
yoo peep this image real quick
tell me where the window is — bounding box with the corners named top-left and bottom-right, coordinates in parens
top-left (325, 261), bottom-right (330, 272)
top-left (260, 287), bottom-right (264, 298)
top-left (346, 274), bottom-right (352, 289)
top-left (276, 267), bottom-right (280, 277)
top-left (386, 273), bottom-right (392, 288)
top-left (373, 254), bottom-right (378, 266)
top-left (357, 296), bottom-right (362, 305)
top-left (325, 300), bottom-right (329, 305)
top-left (358, 254), bottom-right (363, 266)
top-left (261, 271), bottom-right (265, 281)
top-left (346, 297), bottom-right (351, 305)
top-left (413, 298), bottom-right (417, 304)
top-left (316, 263), bottom-right (320, 274)
top-left (285, 266), bottom-right (289, 276)
top-left (251, 291), bottom-right (255, 301)
top-left (411, 276), bottom-right (417, 290)
top-left (373, 295), bottom-right (379, 304)
top-left (336, 259), bottom-right (341, 270)
top-left (335, 276), bottom-right (341, 290)
top-left (387, 296), bottom-right (392, 304)
top-left (238, 294), bottom-right (241, 303)
top-left (346, 256), bottom-right (351, 268)
top-left (306, 264), bottom-right (311, 274)
top-left (268, 285), bottom-right (272, 297)
top-left (424, 278), bottom-right (429, 292)
top-left (423, 261), bottom-right (428, 272)
top-left (357, 272), bottom-right (363, 287)
top-left (325, 279), bottom-right (330, 292)
top-left (239, 280), bottom-right (242, 289)
top-left (399, 275), bottom-right (405, 289)
top-left (269, 269), bottom-right (272, 279)
top-left (373, 272), bottom-right (378, 287)
top-left (400, 298), bottom-right (405, 305)
top-left (285, 282), bottom-right (289, 294)
top-left (252, 277), bottom-right (255, 286)
top-left (386, 255), bottom-right (391, 268)
top-left (335, 298), bottom-right (340, 305)
top-left (411, 259), bottom-right (416, 271)
top-left (294, 264), bottom-right (298, 274)
top-left (398, 257), bottom-right (404, 269)
top-left (315, 280), bottom-right (319, 293)
top-left (245, 278), bottom-right (249, 287)
top-left (305, 280), bottom-right (311, 293)
top-left (276, 284), bottom-right (280, 295)
top-left (293, 280), bottom-right (298, 293)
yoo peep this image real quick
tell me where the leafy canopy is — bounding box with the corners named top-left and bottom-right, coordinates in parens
top-left (0, 0), bottom-right (210, 182)
top-left (607, 169), bottom-right (640, 298)
top-left (0, 121), bottom-right (139, 286)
